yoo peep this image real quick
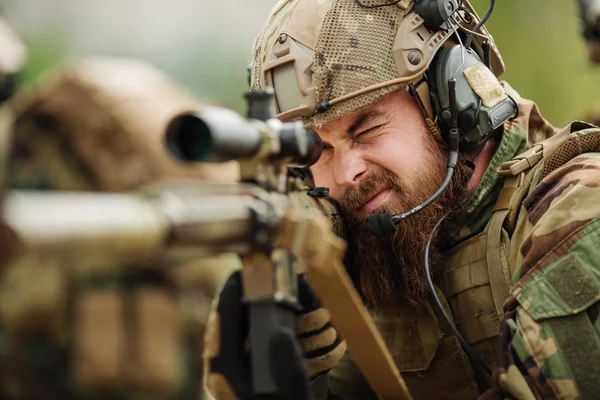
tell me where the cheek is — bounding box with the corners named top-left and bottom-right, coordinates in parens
top-left (368, 132), bottom-right (425, 180)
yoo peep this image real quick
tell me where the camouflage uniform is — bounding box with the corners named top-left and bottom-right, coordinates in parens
top-left (296, 89), bottom-right (600, 400)
top-left (0, 58), bottom-right (240, 400)
top-left (0, 16), bottom-right (27, 193)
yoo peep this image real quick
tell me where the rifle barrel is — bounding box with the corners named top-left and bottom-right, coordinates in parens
top-left (3, 190), bottom-right (273, 263)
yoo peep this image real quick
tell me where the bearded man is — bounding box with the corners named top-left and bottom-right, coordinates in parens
top-left (205, 1), bottom-right (600, 399)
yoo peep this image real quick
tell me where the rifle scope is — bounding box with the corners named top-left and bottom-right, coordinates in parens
top-left (165, 106), bottom-right (323, 168)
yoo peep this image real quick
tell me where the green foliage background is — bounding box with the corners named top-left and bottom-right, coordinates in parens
top-left (20, 0), bottom-right (600, 127)
top-left (469, 0), bottom-right (600, 126)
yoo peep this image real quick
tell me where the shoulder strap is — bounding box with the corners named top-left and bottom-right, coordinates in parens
top-left (486, 175), bottom-right (519, 319)
top-left (497, 121), bottom-right (597, 177)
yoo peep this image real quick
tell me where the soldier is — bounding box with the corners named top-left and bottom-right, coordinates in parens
top-left (579, 0), bottom-right (600, 125)
top-left (205, 1), bottom-right (600, 399)
top-left (579, 0), bottom-right (600, 64)
top-left (0, 57), bottom-right (240, 399)
top-left (0, 16), bottom-right (27, 191)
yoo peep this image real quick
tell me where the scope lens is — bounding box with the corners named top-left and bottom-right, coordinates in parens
top-left (165, 114), bottom-right (213, 162)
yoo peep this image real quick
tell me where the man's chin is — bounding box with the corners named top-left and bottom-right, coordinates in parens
top-left (353, 204), bottom-right (402, 223)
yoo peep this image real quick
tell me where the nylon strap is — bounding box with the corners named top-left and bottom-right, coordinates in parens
top-left (492, 187), bottom-right (518, 212)
top-left (546, 312), bottom-right (600, 399)
top-left (457, 310), bottom-right (501, 344)
top-left (486, 177), bottom-right (519, 319)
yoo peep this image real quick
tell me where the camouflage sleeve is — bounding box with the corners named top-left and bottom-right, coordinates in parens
top-left (493, 152), bottom-right (600, 399)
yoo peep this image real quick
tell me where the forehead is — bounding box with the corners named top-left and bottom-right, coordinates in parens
top-left (314, 88), bottom-right (413, 137)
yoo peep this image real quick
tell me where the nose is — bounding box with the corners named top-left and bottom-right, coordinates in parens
top-left (333, 148), bottom-right (368, 189)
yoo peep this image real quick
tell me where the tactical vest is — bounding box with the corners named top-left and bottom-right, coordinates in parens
top-left (441, 120), bottom-right (600, 380)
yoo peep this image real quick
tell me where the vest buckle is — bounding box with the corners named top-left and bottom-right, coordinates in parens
top-left (497, 144), bottom-right (543, 176)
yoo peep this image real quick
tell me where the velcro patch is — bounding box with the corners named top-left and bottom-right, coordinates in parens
top-left (464, 63), bottom-right (507, 108)
top-left (517, 253), bottom-right (600, 320)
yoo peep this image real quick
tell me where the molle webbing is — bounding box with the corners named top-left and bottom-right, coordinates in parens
top-left (540, 123), bottom-right (600, 179)
top-left (486, 176), bottom-right (518, 320)
top-left (497, 121), bottom-right (599, 178)
top-left (442, 232), bottom-right (501, 372)
top-left (442, 122), bottom-right (600, 375)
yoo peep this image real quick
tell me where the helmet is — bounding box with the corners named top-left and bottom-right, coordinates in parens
top-left (7, 57), bottom-right (239, 191)
top-left (250, 0), bottom-right (506, 131)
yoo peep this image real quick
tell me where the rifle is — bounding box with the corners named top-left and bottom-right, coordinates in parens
top-left (2, 90), bottom-right (412, 400)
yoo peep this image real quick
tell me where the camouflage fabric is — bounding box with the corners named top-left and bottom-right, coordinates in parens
top-left (250, 0), bottom-right (503, 128)
top-left (0, 58), bottom-right (241, 400)
top-left (7, 57), bottom-right (238, 191)
top-left (444, 81), bottom-right (555, 245)
top-left (489, 144), bottom-right (600, 399)
top-left (437, 117), bottom-right (600, 399)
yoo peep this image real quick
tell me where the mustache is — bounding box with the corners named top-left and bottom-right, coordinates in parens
top-left (339, 168), bottom-right (406, 214)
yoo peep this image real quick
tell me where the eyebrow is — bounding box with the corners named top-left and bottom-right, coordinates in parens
top-left (346, 110), bottom-right (386, 137)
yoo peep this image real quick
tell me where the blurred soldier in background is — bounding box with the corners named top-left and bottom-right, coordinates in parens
top-left (579, 0), bottom-right (600, 63)
top-left (0, 16), bottom-right (27, 191)
top-left (579, 0), bottom-right (600, 125)
top-left (0, 55), bottom-right (240, 399)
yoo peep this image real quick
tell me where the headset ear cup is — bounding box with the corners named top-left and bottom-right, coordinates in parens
top-left (458, 107), bottom-right (477, 132)
top-left (426, 44), bottom-right (516, 154)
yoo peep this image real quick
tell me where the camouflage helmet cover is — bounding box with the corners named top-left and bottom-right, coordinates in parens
top-left (250, 0), bottom-right (504, 127)
top-left (0, 17), bottom-right (26, 78)
top-left (8, 58), bottom-right (239, 191)
top-left (0, 17), bottom-right (27, 102)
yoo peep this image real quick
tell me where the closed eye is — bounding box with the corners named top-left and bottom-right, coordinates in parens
top-left (356, 125), bottom-right (383, 138)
